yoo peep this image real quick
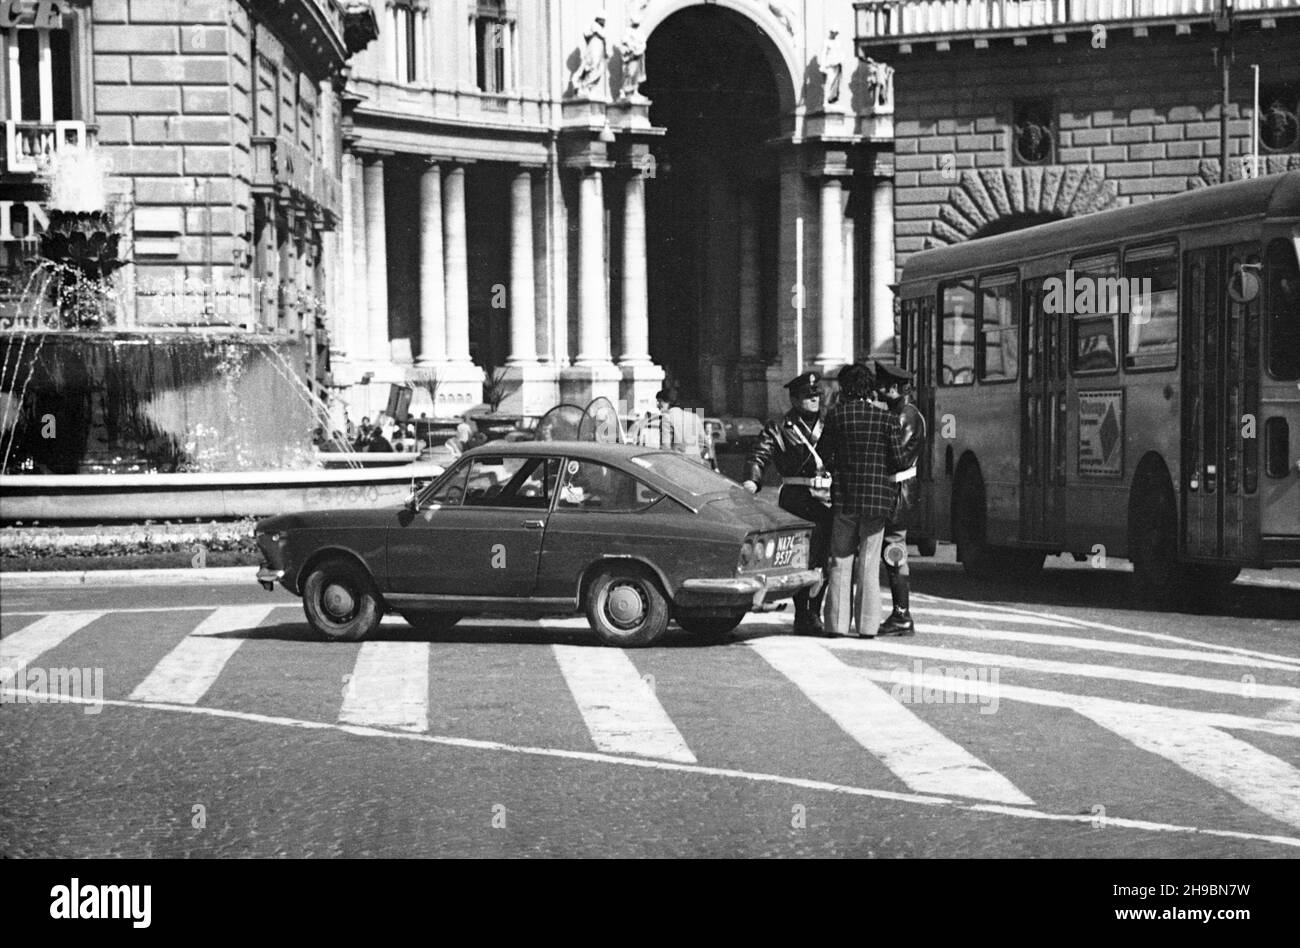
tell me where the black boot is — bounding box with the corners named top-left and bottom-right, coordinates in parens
top-left (878, 572), bottom-right (915, 636)
top-left (792, 591), bottom-right (826, 636)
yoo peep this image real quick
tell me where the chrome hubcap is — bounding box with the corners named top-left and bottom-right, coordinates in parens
top-left (322, 582), bottom-right (356, 619)
top-left (606, 583), bottom-right (646, 628)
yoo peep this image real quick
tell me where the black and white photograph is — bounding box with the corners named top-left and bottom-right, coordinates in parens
top-left (0, 0), bottom-right (1297, 914)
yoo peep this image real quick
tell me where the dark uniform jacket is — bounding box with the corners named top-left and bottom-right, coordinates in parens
top-left (744, 409), bottom-right (827, 488)
top-left (890, 398), bottom-right (926, 522)
top-left (821, 397), bottom-right (907, 520)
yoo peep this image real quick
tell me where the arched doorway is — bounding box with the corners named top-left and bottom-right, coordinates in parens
top-left (643, 5), bottom-right (784, 412)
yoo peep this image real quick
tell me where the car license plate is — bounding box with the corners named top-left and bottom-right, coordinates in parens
top-left (772, 532), bottom-right (808, 569)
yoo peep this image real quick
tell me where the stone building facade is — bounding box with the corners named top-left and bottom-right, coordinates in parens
top-left (0, 0), bottom-right (375, 388)
top-left (854, 1), bottom-right (1300, 272)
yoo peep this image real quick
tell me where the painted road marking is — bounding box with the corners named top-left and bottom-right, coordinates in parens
top-left (552, 644), bottom-right (696, 763)
top-left (0, 612), bottom-right (103, 684)
top-left (918, 623), bottom-right (1300, 671)
top-left (826, 638), bottom-right (1300, 702)
top-left (8, 688), bottom-right (1295, 849)
top-left (338, 641), bottom-right (430, 733)
top-left (750, 637), bottom-right (1034, 806)
top-left (1077, 703), bottom-right (1300, 832)
top-left (128, 606), bottom-right (274, 705)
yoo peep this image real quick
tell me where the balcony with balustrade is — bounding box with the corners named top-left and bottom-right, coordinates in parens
top-left (855, 0), bottom-right (1300, 52)
top-left (2, 120), bottom-right (95, 176)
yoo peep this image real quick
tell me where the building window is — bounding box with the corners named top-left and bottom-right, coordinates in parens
top-left (3, 25), bottom-right (75, 123)
top-left (1012, 98), bottom-right (1055, 166)
top-left (475, 0), bottom-right (509, 94)
top-left (391, 1), bottom-right (424, 84)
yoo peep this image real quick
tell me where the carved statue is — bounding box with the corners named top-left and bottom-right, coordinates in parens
top-left (820, 28), bottom-right (844, 108)
top-left (569, 13), bottom-right (608, 100)
top-left (864, 57), bottom-right (894, 113)
top-left (618, 16), bottom-right (647, 99)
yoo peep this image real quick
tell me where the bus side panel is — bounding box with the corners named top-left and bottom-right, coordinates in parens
top-left (976, 383), bottom-right (1022, 545)
top-left (1119, 372), bottom-right (1182, 559)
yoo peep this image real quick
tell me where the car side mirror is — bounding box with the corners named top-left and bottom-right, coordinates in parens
top-left (404, 488), bottom-right (419, 512)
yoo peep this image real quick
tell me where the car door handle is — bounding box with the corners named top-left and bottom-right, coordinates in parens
top-left (522, 519), bottom-right (545, 530)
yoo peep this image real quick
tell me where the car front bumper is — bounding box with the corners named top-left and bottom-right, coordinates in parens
top-left (257, 566), bottom-right (284, 592)
top-left (678, 569), bottom-right (823, 610)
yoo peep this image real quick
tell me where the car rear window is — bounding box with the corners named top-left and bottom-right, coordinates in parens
top-left (629, 452), bottom-right (739, 496)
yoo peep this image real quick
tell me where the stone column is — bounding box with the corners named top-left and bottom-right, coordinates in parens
top-left (842, 212), bottom-right (856, 362)
top-left (417, 161), bottom-right (446, 365)
top-left (737, 194), bottom-right (761, 359)
top-left (442, 163), bottom-right (471, 363)
top-left (869, 176), bottom-right (895, 354)
top-left (338, 150), bottom-right (355, 355)
top-left (508, 167), bottom-right (536, 364)
top-left (348, 152), bottom-right (368, 360)
top-left (817, 176), bottom-right (845, 367)
top-left (363, 155), bottom-right (389, 363)
top-left (620, 169), bottom-right (650, 365)
top-left (575, 166), bottom-right (608, 365)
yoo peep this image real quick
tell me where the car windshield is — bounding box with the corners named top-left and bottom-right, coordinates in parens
top-left (629, 452), bottom-right (739, 496)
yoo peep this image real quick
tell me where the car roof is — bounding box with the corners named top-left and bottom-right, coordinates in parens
top-left (462, 441), bottom-right (667, 462)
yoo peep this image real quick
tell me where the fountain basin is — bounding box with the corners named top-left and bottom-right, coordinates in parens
top-left (0, 462), bottom-right (444, 524)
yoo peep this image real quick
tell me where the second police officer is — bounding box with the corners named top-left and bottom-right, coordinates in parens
top-left (743, 371), bottom-right (832, 636)
top-left (875, 361), bottom-right (927, 636)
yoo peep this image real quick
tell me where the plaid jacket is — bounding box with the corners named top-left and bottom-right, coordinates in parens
top-left (820, 396), bottom-right (907, 519)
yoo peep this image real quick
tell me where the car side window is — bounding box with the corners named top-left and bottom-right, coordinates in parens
top-left (556, 459), bottom-right (663, 512)
top-left (425, 461), bottom-right (470, 507)
top-left (462, 456), bottom-right (538, 507)
top-left (496, 456), bottom-right (560, 509)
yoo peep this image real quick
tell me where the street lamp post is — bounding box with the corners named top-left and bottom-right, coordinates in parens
top-left (1214, 0), bottom-right (1234, 184)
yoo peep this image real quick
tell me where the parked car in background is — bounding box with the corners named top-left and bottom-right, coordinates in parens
top-left (256, 442), bottom-right (820, 647)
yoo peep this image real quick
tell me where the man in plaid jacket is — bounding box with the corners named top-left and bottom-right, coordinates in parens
top-left (820, 362), bottom-right (908, 638)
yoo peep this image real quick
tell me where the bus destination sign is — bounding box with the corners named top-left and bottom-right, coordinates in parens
top-left (1078, 389), bottom-right (1124, 478)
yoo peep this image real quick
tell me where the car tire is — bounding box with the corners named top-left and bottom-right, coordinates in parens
top-left (675, 611), bottom-right (746, 638)
top-left (399, 611), bottom-right (464, 636)
top-left (1129, 481), bottom-right (1187, 604)
top-left (1184, 564), bottom-right (1241, 588)
top-left (302, 557), bottom-right (384, 642)
top-left (914, 536), bottom-right (938, 557)
top-left (952, 466), bottom-right (999, 580)
top-left (585, 566), bottom-right (670, 648)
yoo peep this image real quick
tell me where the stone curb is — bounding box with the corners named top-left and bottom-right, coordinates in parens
top-left (0, 566), bottom-right (256, 588)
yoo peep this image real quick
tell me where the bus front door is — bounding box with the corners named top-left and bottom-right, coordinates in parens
top-left (1021, 279), bottom-right (1067, 545)
top-left (1183, 245), bottom-right (1261, 562)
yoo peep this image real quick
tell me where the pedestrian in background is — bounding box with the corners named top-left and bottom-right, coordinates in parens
top-left (743, 370), bottom-right (833, 635)
top-left (874, 361), bottom-right (927, 637)
top-left (820, 362), bottom-right (907, 638)
top-left (656, 389), bottom-right (710, 465)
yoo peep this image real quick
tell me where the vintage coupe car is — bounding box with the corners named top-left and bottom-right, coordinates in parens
top-left (255, 442), bottom-right (821, 647)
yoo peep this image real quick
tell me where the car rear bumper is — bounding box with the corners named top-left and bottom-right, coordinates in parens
top-left (678, 569), bottom-right (823, 610)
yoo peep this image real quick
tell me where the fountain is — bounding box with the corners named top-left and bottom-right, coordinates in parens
top-left (0, 148), bottom-right (438, 525)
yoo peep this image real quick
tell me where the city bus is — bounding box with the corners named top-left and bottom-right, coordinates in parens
top-left (895, 170), bottom-right (1300, 597)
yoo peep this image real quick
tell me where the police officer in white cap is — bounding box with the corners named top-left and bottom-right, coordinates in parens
top-left (742, 371), bottom-right (832, 635)
top-left (875, 361), bottom-right (926, 636)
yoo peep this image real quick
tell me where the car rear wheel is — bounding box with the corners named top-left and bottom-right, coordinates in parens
top-left (302, 557), bottom-right (383, 642)
top-left (399, 611), bottom-right (464, 636)
top-left (675, 611), bottom-right (746, 637)
top-left (585, 566), bottom-right (670, 648)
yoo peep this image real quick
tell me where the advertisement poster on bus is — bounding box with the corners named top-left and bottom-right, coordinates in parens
top-left (1078, 389), bottom-right (1124, 478)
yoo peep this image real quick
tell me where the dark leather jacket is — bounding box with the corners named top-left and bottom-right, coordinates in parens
top-left (888, 396), bottom-right (926, 517)
top-left (744, 409), bottom-right (826, 487)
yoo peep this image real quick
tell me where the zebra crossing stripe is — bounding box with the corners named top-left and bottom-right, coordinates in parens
top-left (0, 612), bottom-right (103, 685)
top-left (127, 606), bottom-right (274, 705)
top-left (552, 645), bottom-right (697, 764)
top-left (749, 638), bottom-right (1035, 806)
top-left (827, 638), bottom-right (1300, 702)
top-left (1076, 703), bottom-right (1300, 832)
top-left (919, 623), bottom-right (1300, 671)
top-left (338, 642), bottom-right (430, 733)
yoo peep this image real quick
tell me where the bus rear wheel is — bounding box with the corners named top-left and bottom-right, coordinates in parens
top-left (1129, 483), bottom-right (1187, 603)
top-left (953, 467), bottom-right (999, 580)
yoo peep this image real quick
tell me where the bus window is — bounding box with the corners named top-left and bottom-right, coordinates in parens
top-left (941, 279), bottom-right (975, 386)
top-left (1123, 244), bottom-right (1179, 371)
top-left (1070, 252), bottom-right (1120, 375)
top-left (1266, 238), bottom-right (1300, 381)
top-left (979, 273), bottom-right (1018, 382)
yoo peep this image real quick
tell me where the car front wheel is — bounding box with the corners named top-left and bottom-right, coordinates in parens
top-left (585, 566), bottom-right (670, 647)
top-left (302, 557), bottom-right (384, 642)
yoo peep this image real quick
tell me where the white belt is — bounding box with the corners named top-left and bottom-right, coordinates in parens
top-left (892, 467), bottom-right (917, 483)
top-left (782, 477), bottom-right (819, 486)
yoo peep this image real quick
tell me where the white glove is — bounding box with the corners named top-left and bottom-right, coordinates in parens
top-left (742, 480), bottom-right (759, 494)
